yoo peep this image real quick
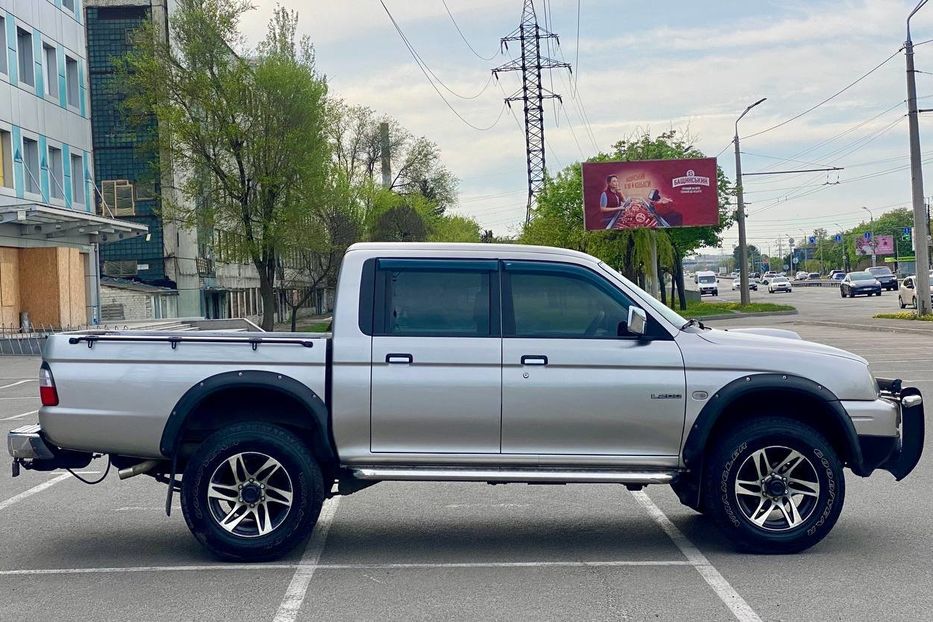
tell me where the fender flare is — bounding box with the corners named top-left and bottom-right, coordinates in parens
top-left (159, 370), bottom-right (335, 465)
top-left (682, 373), bottom-right (866, 476)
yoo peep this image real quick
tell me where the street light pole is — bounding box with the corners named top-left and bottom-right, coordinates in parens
top-left (907, 0), bottom-right (931, 314)
top-left (862, 206), bottom-right (876, 267)
top-left (734, 97), bottom-right (767, 305)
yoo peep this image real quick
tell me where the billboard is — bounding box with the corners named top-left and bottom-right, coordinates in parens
top-left (581, 158), bottom-right (719, 230)
top-left (855, 234), bottom-right (895, 256)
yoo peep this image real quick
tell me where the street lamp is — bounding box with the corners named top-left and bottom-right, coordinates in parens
top-left (734, 97), bottom-right (767, 305)
top-left (862, 206), bottom-right (876, 267)
top-left (906, 0), bottom-right (931, 314)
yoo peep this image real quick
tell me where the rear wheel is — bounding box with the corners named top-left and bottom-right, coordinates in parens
top-left (181, 423), bottom-right (325, 562)
top-left (702, 417), bottom-right (845, 554)
top-left (899, 296), bottom-right (906, 309)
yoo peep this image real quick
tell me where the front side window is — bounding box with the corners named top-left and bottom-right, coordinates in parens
top-left (65, 55), bottom-right (79, 108)
top-left (43, 43), bottom-right (57, 98)
top-left (378, 263), bottom-right (493, 337)
top-left (48, 146), bottom-right (64, 199)
top-left (506, 263), bottom-right (633, 338)
top-left (70, 153), bottom-right (84, 204)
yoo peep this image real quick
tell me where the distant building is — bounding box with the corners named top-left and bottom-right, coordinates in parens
top-left (85, 0), bottom-right (268, 321)
top-left (0, 0), bottom-right (145, 329)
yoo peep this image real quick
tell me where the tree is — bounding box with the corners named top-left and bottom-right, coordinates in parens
top-left (429, 214), bottom-right (482, 242)
top-left (125, 1), bottom-right (330, 330)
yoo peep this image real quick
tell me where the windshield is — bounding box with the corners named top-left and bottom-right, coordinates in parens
top-left (598, 262), bottom-right (687, 328)
top-left (773, 277), bottom-right (788, 283)
top-left (698, 275), bottom-right (716, 283)
top-left (850, 272), bottom-right (874, 281)
top-left (868, 267), bottom-right (892, 276)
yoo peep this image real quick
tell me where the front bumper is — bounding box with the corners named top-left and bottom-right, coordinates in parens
top-left (851, 379), bottom-right (924, 480)
top-left (7, 424), bottom-right (92, 475)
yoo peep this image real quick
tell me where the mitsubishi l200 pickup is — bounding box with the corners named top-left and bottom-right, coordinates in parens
top-left (8, 243), bottom-right (924, 561)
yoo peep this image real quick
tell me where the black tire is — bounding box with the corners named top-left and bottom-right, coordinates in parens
top-left (914, 296), bottom-right (918, 308)
top-left (702, 417), bottom-right (845, 554)
top-left (840, 289), bottom-right (846, 298)
top-left (899, 296), bottom-right (906, 309)
top-left (181, 423), bottom-right (325, 562)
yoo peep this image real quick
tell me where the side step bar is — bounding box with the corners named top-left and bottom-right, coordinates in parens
top-left (351, 467), bottom-right (676, 485)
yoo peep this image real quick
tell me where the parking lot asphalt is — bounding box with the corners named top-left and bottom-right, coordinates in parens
top-left (1, 286), bottom-right (931, 621)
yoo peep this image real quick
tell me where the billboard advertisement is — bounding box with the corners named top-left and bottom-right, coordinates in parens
top-left (855, 234), bottom-right (894, 256)
top-left (581, 158), bottom-right (719, 230)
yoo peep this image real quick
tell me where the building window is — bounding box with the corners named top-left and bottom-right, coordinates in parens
top-left (48, 146), bottom-right (64, 200)
top-left (70, 153), bottom-right (84, 205)
top-left (43, 43), bottom-right (58, 99)
top-left (0, 17), bottom-right (7, 76)
top-left (65, 55), bottom-right (79, 108)
top-left (0, 131), bottom-right (11, 189)
top-left (63, 0), bottom-right (76, 13)
top-left (22, 138), bottom-right (40, 194)
top-left (17, 29), bottom-right (34, 87)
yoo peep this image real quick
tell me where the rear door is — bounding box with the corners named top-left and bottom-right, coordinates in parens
top-left (500, 261), bottom-right (686, 456)
top-left (369, 259), bottom-right (502, 453)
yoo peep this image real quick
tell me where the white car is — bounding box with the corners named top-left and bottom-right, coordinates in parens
top-left (795, 271), bottom-right (809, 281)
top-left (767, 276), bottom-right (792, 293)
top-left (898, 275), bottom-right (933, 309)
top-left (732, 278), bottom-right (758, 291)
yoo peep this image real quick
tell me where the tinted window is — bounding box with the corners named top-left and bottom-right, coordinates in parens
top-left (381, 268), bottom-right (491, 337)
top-left (850, 272), bottom-right (873, 281)
top-left (507, 267), bottom-right (633, 338)
top-left (868, 267), bottom-right (892, 276)
top-left (698, 275), bottom-right (716, 283)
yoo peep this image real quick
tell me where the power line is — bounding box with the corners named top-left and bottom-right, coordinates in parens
top-left (381, 1), bottom-right (505, 131)
top-left (743, 49), bottom-right (901, 140)
top-left (573, 0), bottom-right (581, 95)
top-left (441, 0), bottom-right (500, 61)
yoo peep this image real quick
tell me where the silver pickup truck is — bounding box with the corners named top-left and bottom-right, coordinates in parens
top-left (8, 243), bottom-right (924, 561)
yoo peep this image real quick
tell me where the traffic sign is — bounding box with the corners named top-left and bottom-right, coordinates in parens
top-left (863, 231), bottom-right (872, 240)
top-left (808, 236), bottom-right (816, 245)
top-left (833, 234), bottom-right (843, 243)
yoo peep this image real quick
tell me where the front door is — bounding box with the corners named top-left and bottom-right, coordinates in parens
top-left (500, 261), bottom-right (686, 457)
top-left (370, 259), bottom-right (502, 453)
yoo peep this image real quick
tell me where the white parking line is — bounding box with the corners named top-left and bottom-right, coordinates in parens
top-left (631, 490), bottom-right (762, 622)
top-left (0, 379), bottom-right (35, 390)
top-left (272, 497), bottom-right (341, 622)
top-left (1, 410), bottom-right (37, 421)
top-left (0, 559), bottom-right (692, 577)
top-left (0, 473), bottom-right (70, 512)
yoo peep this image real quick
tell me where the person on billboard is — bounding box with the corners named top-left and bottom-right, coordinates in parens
top-left (598, 175), bottom-right (626, 226)
top-left (609, 189), bottom-right (673, 229)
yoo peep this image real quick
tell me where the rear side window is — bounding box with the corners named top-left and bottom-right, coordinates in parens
top-left (373, 259), bottom-right (499, 337)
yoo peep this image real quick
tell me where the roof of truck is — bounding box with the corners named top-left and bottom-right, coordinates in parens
top-left (347, 242), bottom-right (596, 262)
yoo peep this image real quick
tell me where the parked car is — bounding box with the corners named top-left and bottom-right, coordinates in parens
top-left (795, 271), bottom-right (809, 281)
top-left (840, 271), bottom-right (882, 297)
top-left (696, 270), bottom-right (719, 296)
top-left (898, 275), bottom-right (933, 309)
top-left (732, 278), bottom-right (758, 291)
top-left (749, 271), bottom-right (761, 279)
top-left (763, 271), bottom-right (778, 279)
top-left (808, 272), bottom-right (821, 280)
top-left (867, 266), bottom-right (898, 291)
top-left (830, 271), bottom-right (846, 282)
top-left (767, 276), bottom-right (792, 293)
top-left (8, 243), bottom-right (924, 560)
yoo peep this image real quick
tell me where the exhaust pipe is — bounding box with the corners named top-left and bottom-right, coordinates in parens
top-left (118, 459), bottom-right (161, 480)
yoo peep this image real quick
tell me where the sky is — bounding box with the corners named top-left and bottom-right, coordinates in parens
top-left (235, 0), bottom-right (933, 256)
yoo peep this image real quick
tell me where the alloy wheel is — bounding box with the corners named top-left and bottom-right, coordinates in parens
top-left (206, 452), bottom-right (294, 538)
top-left (733, 445), bottom-right (820, 532)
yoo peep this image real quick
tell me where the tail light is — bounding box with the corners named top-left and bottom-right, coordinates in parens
top-left (39, 364), bottom-right (59, 407)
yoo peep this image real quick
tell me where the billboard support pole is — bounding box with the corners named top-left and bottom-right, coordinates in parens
top-left (648, 234), bottom-right (660, 299)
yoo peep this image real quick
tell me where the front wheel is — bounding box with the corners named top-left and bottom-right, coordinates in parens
top-left (181, 423), bottom-right (325, 561)
top-left (702, 417), bottom-right (845, 554)
top-left (899, 296), bottom-right (906, 309)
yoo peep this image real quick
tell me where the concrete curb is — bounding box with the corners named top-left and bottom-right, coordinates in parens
top-left (691, 310), bottom-right (799, 321)
top-left (805, 319), bottom-right (933, 336)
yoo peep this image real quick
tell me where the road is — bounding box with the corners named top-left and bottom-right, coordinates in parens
top-left (1, 287), bottom-right (930, 621)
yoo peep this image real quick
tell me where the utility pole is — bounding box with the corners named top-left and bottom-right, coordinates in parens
top-left (733, 97), bottom-right (767, 304)
top-left (907, 0), bottom-right (932, 314)
top-left (493, 0), bottom-right (569, 224)
top-left (379, 122), bottom-right (392, 189)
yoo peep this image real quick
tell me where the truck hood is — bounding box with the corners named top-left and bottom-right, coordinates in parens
top-left (697, 327), bottom-right (867, 364)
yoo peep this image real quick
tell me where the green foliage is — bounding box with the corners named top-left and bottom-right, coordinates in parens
top-left (429, 214), bottom-right (482, 242)
top-left (874, 312), bottom-right (933, 321)
top-left (520, 130), bottom-right (734, 282)
top-left (673, 301), bottom-right (795, 317)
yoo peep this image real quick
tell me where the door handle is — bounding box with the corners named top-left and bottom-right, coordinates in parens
top-left (520, 355), bottom-right (548, 366)
top-left (386, 353), bottom-right (413, 364)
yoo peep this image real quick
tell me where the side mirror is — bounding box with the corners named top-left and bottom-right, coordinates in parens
top-left (626, 306), bottom-right (647, 336)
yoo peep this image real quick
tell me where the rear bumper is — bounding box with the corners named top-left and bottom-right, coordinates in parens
top-left (7, 424), bottom-right (93, 475)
